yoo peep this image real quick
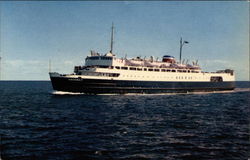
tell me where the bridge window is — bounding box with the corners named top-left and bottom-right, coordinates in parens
top-left (100, 57), bottom-right (112, 60)
top-left (87, 56), bottom-right (99, 60)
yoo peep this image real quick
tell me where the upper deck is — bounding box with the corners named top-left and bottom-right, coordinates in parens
top-left (84, 52), bottom-right (201, 70)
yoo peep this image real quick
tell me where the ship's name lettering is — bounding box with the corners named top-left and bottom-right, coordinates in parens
top-left (68, 78), bottom-right (82, 81)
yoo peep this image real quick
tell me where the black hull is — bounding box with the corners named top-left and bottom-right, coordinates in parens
top-left (50, 77), bottom-right (235, 94)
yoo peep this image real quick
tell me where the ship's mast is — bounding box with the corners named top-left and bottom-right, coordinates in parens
top-left (179, 37), bottom-right (182, 64)
top-left (110, 23), bottom-right (114, 54)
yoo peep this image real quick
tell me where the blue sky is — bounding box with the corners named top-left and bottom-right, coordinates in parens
top-left (0, 1), bottom-right (249, 80)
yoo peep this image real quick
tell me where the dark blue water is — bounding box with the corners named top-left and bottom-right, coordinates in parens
top-left (0, 81), bottom-right (249, 160)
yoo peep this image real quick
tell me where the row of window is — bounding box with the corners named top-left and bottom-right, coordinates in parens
top-left (121, 75), bottom-right (208, 80)
top-left (79, 71), bottom-right (209, 80)
top-left (114, 66), bottom-right (199, 73)
top-left (80, 72), bottom-right (209, 80)
top-left (86, 56), bottom-right (113, 60)
top-left (81, 72), bottom-right (119, 77)
top-left (83, 65), bottom-right (200, 73)
top-left (84, 65), bottom-right (200, 73)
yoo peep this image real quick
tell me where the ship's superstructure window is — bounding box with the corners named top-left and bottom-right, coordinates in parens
top-left (172, 70), bottom-right (176, 72)
top-left (191, 71), bottom-right (199, 73)
top-left (210, 76), bottom-right (223, 82)
top-left (87, 56), bottom-right (99, 60)
top-left (83, 72), bottom-right (119, 77)
top-left (129, 67), bottom-right (136, 70)
top-left (121, 67), bottom-right (128, 70)
top-left (148, 69), bottom-right (153, 71)
top-left (154, 69), bottom-right (160, 72)
top-left (98, 66), bottom-right (109, 68)
top-left (137, 68), bottom-right (142, 71)
top-left (115, 66), bottom-right (120, 69)
top-left (101, 57), bottom-right (113, 60)
top-left (144, 68), bottom-right (147, 71)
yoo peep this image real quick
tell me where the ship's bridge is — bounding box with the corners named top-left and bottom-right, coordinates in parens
top-left (85, 53), bottom-right (125, 67)
top-left (85, 56), bottom-right (113, 66)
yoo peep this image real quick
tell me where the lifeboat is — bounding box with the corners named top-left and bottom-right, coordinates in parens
top-left (162, 55), bottom-right (176, 63)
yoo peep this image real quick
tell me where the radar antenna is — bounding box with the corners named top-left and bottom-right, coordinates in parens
top-left (179, 37), bottom-right (189, 64)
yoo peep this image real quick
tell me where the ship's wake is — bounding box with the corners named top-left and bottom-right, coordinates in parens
top-left (51, 91), bottom-right (85, 95)
top-left (185, 88), bottom-right (250, 95)
top-left (50, 88), bottom-right (249, 96)
top-left (233, 88), bottom-right (250, 92)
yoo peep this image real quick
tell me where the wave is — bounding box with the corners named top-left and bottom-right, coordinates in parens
top-left (50, 88), bottom-right (250, 96)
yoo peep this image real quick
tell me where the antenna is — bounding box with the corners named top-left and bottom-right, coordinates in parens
top-left (110, 22), bottom-right (114, 53)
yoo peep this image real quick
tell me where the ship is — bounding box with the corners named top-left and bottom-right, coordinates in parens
top-left (49, 24), bottom-right (235, 94)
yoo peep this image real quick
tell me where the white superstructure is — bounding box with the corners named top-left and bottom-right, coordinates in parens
top-left (62, 51), bottom-right (235, 83)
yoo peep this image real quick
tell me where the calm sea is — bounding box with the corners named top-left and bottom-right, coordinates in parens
top-left (0, 81), bottom-right (249, 160)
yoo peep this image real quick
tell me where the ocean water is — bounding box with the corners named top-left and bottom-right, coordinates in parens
top-left (0, 81), bottom-right (249, 160)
